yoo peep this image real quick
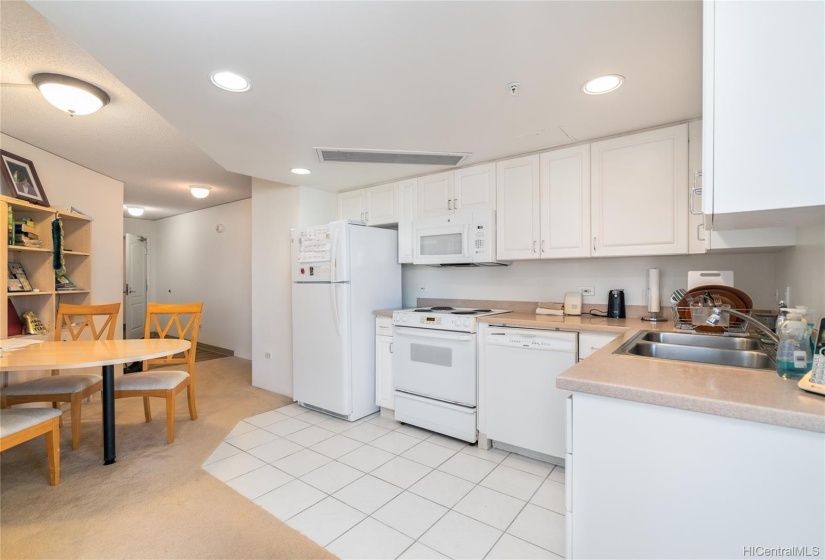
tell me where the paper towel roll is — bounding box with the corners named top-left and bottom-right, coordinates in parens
top-left (648, 268), bottom-right (661, 312)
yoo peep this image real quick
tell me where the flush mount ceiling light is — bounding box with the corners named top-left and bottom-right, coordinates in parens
top-left (190, 185), bottom-right (211, 199)
top-left (290, 168), bottom-right (311, 175)
top-left (125, 206), bottom-right (145, 217)
top-left (209, 71), bottom-right (250, 92)
top-left (32, 73), bottom-right (110, 116)
top-left (582, 74), bottom-right (625, 95)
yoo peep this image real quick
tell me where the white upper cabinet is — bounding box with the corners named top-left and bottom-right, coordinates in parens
top-left (415, 165), bottom-right (496, 219)
top-left (366, 182), bottom-right (399, 226)
top-left (454, 163), bottom-right (496, 211)
top-left (591, 124), bottom-right (689, 257)
top-left (540, 144), bottom-right (591, 258)
top-left (338, 183), bottom-right (399, 226)
top-left (338, 190), bottom-right (365, 222)
top-left (496, 155), bottom-right (541, 260)
top-left (416, 171), bottom-right (455, 218)
top-left (397, 179), bottom-right (417, 264)
top-left (704, 0), bottom-right (824, 230)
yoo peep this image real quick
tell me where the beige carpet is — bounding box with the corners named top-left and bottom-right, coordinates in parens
top-left (0, 357), bottom-right (336, 560)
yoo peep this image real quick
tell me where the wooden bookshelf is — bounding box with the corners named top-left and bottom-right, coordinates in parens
top-left (3, 195), bottom-right (92, 338)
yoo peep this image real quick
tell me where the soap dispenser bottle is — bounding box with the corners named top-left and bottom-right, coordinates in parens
top-left (776, 308), bottom-right (813, 380)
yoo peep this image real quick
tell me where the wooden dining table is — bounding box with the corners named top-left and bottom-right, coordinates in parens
top-left (0, 339), bottom-right (190, 465)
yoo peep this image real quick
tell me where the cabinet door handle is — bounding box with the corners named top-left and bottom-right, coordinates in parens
top-left (365, 211), bottom-right (369, 222)
top-left (533, 240), bottom-right (537, 253)
top-left (447, 199), bottom-right (452, 211)
top-left (360, 212), bottom-right (364, 221)
top-left (689, 171), bottom-right (703, 215)
top-left (541, 240), bottom-right (546, 253)
top-left (697, 223), bottom-right (706, 241)
top-left (453, 198), bottom-right (458, 209)
top-left (389, 343), bottom-right (393, 353)
top-left (593, 236), bottom-right (597, 252)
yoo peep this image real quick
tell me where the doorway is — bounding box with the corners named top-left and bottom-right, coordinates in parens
top-left (123, 233), bottom-right (148, 339)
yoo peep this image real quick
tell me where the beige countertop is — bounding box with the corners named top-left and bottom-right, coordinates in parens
top-left (480, 312), bottom-right (825, 433)
top-left (375, 305), bottom-right (825, 433)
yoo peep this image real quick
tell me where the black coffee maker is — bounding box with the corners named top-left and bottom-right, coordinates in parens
top-left (607, 289), bottom-right (626, 318)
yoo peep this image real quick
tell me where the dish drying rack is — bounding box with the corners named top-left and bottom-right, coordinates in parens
top-left (671, 304), bottom-right (753, 333)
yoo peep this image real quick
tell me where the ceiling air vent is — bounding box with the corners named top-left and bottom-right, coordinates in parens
top-left (315, 148), bottom-right (470, 166)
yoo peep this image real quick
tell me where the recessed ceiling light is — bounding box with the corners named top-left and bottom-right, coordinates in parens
top-left (582, 74), bottom-right (624, 95)
top-left (210, 71), bottom-right (250, 92)
top-left (126, 206), bottom-right (145, 217)
top-left (290, 168), bottom-right (312, 175)
top-left (32, 73), bottom-right (110, 115)
top-left (190, 185), bottom-right (211, 199)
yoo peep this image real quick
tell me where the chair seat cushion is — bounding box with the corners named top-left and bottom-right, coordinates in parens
top-left (115, 371), bottom-right (189, 391)
top-left (1, 408), bottom-right (62, 438)
top-left (1, 375), bottom-right (101, 396)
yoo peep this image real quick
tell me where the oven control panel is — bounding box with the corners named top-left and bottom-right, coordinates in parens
top-left (392, 312), bottom-right (476, 333)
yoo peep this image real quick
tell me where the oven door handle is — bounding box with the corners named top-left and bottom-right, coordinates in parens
top-left (394, 327), bottom-right (474, 341)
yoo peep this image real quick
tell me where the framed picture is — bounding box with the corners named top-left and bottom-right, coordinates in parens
top-left (0, 150), bottom-right (49, 207)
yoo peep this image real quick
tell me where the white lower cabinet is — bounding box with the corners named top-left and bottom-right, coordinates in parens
top-left (577, 332), bottom-right (619, 361)
top-left (375, 317), bottom-right (394, 410)
top-left (569, 393), bottom-right (825, 558)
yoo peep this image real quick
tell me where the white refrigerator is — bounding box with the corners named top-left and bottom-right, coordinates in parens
top-left (291, 221), bottom-right (401, 421)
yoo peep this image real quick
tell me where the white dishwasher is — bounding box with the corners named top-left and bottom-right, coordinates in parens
top-left (485, 327), bottom-right (577, 460)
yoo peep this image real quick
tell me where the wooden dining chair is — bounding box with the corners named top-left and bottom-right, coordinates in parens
top-left (114, 302), bottom-right (203, 444)
top-left (0, 408), bottom-right (62, 485)
top-left (0, 302), bottom-right (121, 450)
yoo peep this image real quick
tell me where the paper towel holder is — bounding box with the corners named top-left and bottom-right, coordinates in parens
top-left (642, 267), bottom-right (668, 323)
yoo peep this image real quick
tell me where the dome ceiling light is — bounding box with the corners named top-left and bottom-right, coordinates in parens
top-left (32, 73), bottom-right (110, 116)
top-left (126, 206), bottom-right (145, 217)
top-left (290, 168), bottom-right (312, 175)
top-left (582, 74), bottom-right (625, 95)
top-left (190, 185), bottom-right (211, 199)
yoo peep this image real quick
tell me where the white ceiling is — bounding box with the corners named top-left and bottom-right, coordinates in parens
top-left (3, 1), bottom-right (702, 220)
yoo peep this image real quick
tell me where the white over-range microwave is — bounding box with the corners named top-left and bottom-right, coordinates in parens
top-left (412, 209), bottom-right (509, 266)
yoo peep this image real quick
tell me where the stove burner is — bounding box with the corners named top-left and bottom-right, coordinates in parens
top-left (473, 309), bottom-right (492, 313)
top-left (452, 311), bottom-right (481, 315)
top-left (430, 306), bottom-right (455, 311)
top-left (413, 309), bottom-right (430, 312)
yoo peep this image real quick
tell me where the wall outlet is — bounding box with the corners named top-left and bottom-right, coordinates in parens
top-left (579, 286), bottom-right (595, 296)
top-left (264, 352), bottom-right (272, 359)
top-left (418, 286), bottom-right (428, 294)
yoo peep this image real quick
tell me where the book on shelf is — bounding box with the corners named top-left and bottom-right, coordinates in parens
top-left (14, 234), bottom-right (42, 248)
top-left (8, 262), bottom-right (33, 292)
top-left (14, 221), bottom-right (36, 235)
top-left (55, 272), bottom-right (82, 291)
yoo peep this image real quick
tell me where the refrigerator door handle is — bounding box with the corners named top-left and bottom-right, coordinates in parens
top-left (331, 282), bottom-right (340, 336)
top-left (330, 227), bottom-right (340, 282)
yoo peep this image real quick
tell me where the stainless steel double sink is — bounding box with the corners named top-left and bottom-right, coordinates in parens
top-left (614, 330), bottom-right (776, 370)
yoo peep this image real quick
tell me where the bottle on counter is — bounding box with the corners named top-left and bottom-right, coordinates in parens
top-left (775, 308), bottom-right (813, 380)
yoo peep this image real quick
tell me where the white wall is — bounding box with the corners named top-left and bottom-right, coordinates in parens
top-left (299, 186), bottom-right (335, 228)
top-left (150, 199), bottom-right (252, 359)
top-left (775, 223), bottom-right (825, 323)
top-left (1, 134), bottom-right (123, 318)
top-left (403, 252), bottom-right (782, 311)
top-left (250, 182), bottom-right (335, 397)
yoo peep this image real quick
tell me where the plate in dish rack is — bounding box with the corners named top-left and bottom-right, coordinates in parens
top-left (676, 285), bottom-right (754, 328)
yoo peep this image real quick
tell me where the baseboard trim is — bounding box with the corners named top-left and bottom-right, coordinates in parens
top-left (197, 342), bottom-right (233, 357)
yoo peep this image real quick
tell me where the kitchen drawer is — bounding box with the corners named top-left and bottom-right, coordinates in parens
top-left (376, 316), bottom-right (393, 336)
top-left (578, 332), bottom-right (619, 360)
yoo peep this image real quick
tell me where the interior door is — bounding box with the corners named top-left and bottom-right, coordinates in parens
top-left (124, 234), bottom-right (147, 339)
top-left (292, 282), bottom-right (352, 416)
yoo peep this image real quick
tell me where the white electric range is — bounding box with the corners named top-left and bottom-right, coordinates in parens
top-left (391, 306), bottom-right (510, 442)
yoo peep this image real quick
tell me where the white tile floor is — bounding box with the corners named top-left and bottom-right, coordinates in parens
top-left (203, 403), bottom-right (565, 559)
